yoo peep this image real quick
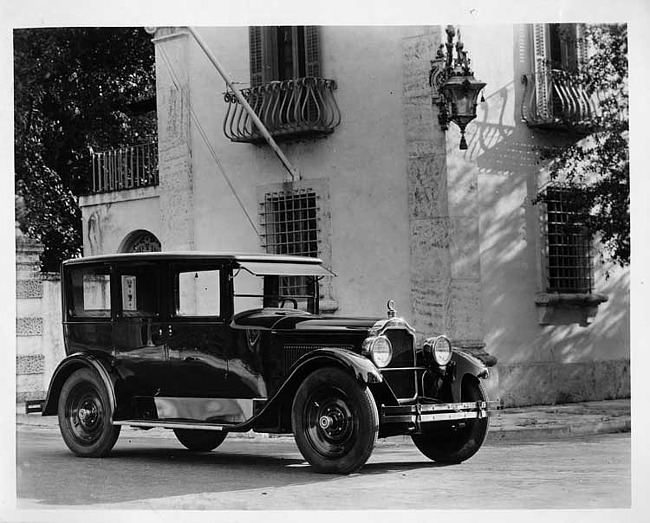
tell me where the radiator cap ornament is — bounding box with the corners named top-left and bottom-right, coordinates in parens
top-left (387, 300), bottom-right (396, 318)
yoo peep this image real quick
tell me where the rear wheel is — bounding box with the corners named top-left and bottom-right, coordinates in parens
top-left (411, 378), bottom-right (489, 464)
top-left (292, 367), bottom-right (378, 474)
top-left (173, 429), bottom-right (227, 451)
top-left (57, 368), bottom-right (121, 457)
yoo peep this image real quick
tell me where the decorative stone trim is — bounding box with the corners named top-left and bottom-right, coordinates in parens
top-left (535, 292), bottom-right (609, 326)
top-left (16, 280), bottom-right (43, 299)
top-left (79, 185), bottom-right (159, 208)
top-left (17, 354), bottom-right (45, 375)
top-left (16, 317), bottom-right (44, 336)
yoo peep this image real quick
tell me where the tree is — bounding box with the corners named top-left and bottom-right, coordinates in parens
top-left (536, 24), bottom-right (629, 268)
top-left (14, 27), bottom-right (156, 271)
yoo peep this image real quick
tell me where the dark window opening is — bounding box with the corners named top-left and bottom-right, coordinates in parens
top-left (249, 26), bottom-right (320, 86)
top-left (548, 23), bottom-right (579, 72)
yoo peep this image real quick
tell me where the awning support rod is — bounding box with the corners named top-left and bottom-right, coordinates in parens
top-left (187, 26), bottom-right (299, 182)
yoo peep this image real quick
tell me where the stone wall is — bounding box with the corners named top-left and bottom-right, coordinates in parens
top-left (402, 28), bottom-right (491, 363)
top-left (15, 231), bottom-right (64, 404)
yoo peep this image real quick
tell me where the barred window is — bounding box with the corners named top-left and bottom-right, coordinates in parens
top-left (541, 186), bottom-right (593, 293)
top-left (260, 188), bottom-right (320, 298)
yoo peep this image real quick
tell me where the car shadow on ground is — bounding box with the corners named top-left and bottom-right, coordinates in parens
top-left (19, 440), bottom-right (450, 507)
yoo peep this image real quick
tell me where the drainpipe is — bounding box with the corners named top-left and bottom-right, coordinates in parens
top-left (187, 26), bottom-right (300, 182)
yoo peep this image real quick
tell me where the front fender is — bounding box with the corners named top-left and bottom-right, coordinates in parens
top-left (42, 353), bottom-right (117, 417)
top-left (290, 348), bottom-right (383, 385)
top-left (450, 349), bottom-right (489, 401)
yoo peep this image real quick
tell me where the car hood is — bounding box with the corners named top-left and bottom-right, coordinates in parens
top-left (231, 308), bottom-right (380, 332)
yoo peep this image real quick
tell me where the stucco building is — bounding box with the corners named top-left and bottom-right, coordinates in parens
top-left (78, 24), bottom-right (630, 407)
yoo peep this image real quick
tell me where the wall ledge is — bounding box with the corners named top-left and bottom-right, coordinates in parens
top-left (534, 292), bottom-right (609, 326)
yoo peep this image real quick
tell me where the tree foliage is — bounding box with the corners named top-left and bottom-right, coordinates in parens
top-left (537, 24), bottom-right (629, 267)
top-left (14, 27), bottom-right (156, 271)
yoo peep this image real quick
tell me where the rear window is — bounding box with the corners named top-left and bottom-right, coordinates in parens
top-left (68, 266), bottom-right (111, 318)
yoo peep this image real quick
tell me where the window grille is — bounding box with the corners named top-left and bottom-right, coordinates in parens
top-left (260, 188), bottom-right (320, 297)
top-left (125, 231), bottom-right (161, 253)
top-left (542, 186), bottom-right (593, 293)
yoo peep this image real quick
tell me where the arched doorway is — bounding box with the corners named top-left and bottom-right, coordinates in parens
top-left (119, 230), bottom-right (161, 253)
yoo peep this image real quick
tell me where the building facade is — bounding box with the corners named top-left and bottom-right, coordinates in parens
top-left (78, 24), bottom-right (630, 407)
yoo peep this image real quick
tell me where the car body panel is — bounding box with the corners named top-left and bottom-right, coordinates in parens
top-left (47, 252), bottom-right (494, 443)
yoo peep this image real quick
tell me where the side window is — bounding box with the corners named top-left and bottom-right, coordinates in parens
top-left (118, 264), bottom-right (160, 318)
top-left (68, 266), bottom-right (111, 318)
top-left (176, 269), bottom-right (221, 317)
top-left (233, 269), bottom-right (264, 315)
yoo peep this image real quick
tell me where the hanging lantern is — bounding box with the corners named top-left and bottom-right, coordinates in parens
top-left (430, 26), bottom-right (486, 150)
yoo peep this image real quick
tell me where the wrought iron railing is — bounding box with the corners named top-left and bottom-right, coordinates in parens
top-left (89, 142), bottom-right (159, 194)
top-left (223, 77), bottom-right (341, 143)
top-left (521, 69), bottom-right (600, 129)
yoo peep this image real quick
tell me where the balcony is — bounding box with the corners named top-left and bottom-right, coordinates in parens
top-left (521, 69), bottom-right (599, 131)
top-left (89, 142), bottom-right (158, 195)
top-left (223, 77), bottom-right (341, 143)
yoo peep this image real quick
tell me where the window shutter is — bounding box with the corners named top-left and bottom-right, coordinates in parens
top-left (249, 26), bottom-right (263, 87)
top-left (575, 24), bottom-right (587, 70)
top-left (533, 24), bottom-right (550, 120)
top-left (304, 26), bottom-right (321, 77)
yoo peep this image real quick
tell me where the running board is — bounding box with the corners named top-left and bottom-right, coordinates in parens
top-left (113, 419), bottom-right (235, 431)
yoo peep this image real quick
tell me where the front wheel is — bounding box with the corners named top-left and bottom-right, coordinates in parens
top-left (411, 378), bottom-right (489, 464)
top-left (173, 429), bottom-right (227, 451)
top-left (57, 368), bottom-right (121, 457)
top-left (292, 367), bottom-right (379, 474)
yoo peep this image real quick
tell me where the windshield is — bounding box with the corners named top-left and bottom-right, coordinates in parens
top-left (233, 270), bottom-right (320, 314)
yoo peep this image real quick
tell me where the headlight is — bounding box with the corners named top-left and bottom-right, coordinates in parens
top-left (423, 336), bottom-right (453, 366)
top-left (362, 335), bottom-right (393, 368)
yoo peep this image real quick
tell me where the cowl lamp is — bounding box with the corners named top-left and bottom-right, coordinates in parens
top-left (430, 26), bottom-right (486, 150)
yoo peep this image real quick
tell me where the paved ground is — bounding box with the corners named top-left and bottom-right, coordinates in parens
top-left (16, 430), bottom-right (630, 510)
top-left (9, 398), bottom-right (633, 515)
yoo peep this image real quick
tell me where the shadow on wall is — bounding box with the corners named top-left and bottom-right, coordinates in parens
top-left (446, 79), bottom-right (629, 406)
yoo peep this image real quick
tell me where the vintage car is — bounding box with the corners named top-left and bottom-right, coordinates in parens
top-left (42, 252), bottom-right (495, 474)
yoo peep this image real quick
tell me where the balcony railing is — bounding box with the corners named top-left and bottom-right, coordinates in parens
top-left (90, 142), bottom-right (158, 195)
top-left (521, 69), bottom-right (600, 130)
top-left (223, 77), bottom-right (341, 143)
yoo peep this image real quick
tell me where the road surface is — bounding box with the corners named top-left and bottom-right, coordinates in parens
top-left (16, 428), bottom-right (630, 510)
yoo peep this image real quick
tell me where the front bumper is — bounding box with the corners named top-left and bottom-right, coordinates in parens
top-left (381, 400), bottom-right (500, 426)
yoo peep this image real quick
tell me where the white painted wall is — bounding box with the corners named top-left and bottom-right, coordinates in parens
top-left (79, 187), bottom-right (162, 255)
top-left (183, 26), bottom-right (412, 319)
top-left (460, 25), bottom-right (629, 404)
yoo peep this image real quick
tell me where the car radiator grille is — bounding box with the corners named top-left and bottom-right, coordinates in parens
top-left (285, 344), bottom-right (355, 374)
top-left (383, 329), bottom-right (416, 400)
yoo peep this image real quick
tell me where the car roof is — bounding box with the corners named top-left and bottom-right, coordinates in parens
top-left (61, 251), bottom-right (324, 267)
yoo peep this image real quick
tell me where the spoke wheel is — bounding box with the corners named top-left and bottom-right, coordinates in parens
top-left (411, 378), bottom-right (489, 464)
top-left (173, 429), bottom-right (227, 452)
top-left (58, 368), bottom-right (120, 457)
top-left (292, 367), bottom-right (378, 474)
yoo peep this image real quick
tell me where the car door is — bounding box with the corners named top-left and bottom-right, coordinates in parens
top-left (112, 261), bottom-right (170, 396)
top-left (166, 262), bottom-right (232, 398)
